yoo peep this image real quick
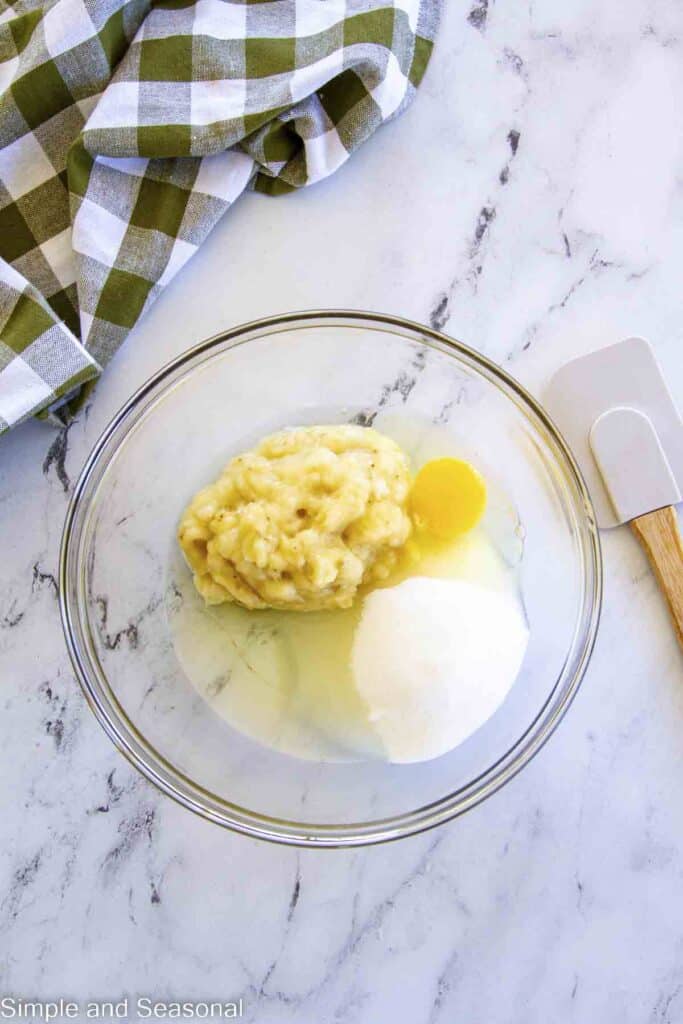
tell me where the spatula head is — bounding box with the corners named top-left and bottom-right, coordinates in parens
top-left (544, 338), bottom-right (683, 529)
top-left (589, 406), bottom-right (681, 524)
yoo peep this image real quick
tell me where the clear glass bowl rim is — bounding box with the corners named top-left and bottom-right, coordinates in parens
top-left (59, 309), bottom-right (602, 848)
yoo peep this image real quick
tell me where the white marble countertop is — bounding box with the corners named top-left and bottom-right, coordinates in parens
top-left (2, 0), bottom-right (683, 1019)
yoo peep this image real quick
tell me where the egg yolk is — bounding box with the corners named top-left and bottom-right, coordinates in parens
top-left (409, 457), bottom-right (487, 540)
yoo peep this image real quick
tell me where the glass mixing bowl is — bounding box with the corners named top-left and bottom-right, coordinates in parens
top-left (60, 311), bottom-right (602, 846)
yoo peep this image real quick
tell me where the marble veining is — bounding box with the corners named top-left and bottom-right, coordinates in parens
top-left (2, 0), bottom-right (683, 1019)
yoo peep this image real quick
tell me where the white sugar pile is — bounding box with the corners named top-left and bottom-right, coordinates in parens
top-left (351, 577), bottom-right (529, 763)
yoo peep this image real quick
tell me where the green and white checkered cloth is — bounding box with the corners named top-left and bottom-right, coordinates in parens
top-left (0, 0), bottom-right (440, 434)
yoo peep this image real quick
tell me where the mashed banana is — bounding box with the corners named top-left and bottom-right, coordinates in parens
top-left (178, 425), bottom-right (412, 611)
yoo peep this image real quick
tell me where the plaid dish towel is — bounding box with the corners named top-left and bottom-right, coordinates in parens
top-left (0, 0), bottom-right (440, 435)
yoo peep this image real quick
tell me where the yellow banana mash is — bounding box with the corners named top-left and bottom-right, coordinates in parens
top-left (178, 425), bottom-right (413, 611)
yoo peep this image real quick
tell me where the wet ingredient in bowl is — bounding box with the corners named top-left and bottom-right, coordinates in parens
top-left (170, 415), bottom-right (527, 763)
top-left (177, 425), bottom-right (412, 611)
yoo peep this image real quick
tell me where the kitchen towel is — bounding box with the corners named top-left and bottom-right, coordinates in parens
top-left (0, 0), bottom-right (440, 435)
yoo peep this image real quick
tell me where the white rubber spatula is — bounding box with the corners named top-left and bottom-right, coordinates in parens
top-left (545, 337), bottom-right (683, 648)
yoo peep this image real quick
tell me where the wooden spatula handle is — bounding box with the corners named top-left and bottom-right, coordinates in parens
top-left (631, 505), bottom-right (683, 649)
